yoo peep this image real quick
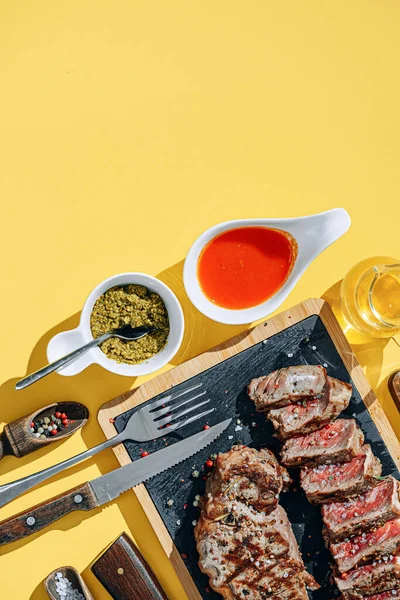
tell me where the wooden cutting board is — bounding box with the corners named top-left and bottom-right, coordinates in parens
top-left (98, 298), bottom-right (400, 600)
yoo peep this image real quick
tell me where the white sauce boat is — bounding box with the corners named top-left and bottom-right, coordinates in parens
top-left (183, 208), bottom-right (351, 325)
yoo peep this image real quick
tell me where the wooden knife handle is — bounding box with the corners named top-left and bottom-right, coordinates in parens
top-left (91, 533), bottom-right (168, 600)
top-left (0, 482), bottom-right (98, 546)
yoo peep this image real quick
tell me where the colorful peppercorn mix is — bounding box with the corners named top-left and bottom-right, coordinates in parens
top-left (30, 411), bottom-right (73, 439)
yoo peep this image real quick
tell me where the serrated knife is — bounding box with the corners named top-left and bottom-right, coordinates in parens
top-left (0, 419), bottom-right (231, 546)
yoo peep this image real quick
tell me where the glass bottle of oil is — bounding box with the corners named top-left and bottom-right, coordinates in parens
top-left (341, 257), bottom-right (400, 338)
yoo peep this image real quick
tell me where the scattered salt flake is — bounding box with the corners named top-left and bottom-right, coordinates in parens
top-left (228, 435), bottom-right (233, 440)
top-left (287, 352), bottom-right (294, 358)
top-left (312, 345), bottom-right (317, 350)
top-left (176, 519), bottom-right (181, 525)
top-left (192, 520), bottom-right (197, 526)
top-left (234, 425), bottom-right (242, 432)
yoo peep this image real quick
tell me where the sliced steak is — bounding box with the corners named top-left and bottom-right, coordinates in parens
top-left (331, 518), bottom-right (400, 573)
top-left (335, 557), bottom-right (400, 599)
top-left (322, 477), bottom-right (400, 541)
top-left (363, 591), bottom-right (400, 599)
top-left (281, 419), bottom-right (364, 468)
top-left (204, 445), bottom-right (285, 519)
top-left (268, 376), bottom-right (352, 439)
top-left (300, 445), bottom-right (382, 504)
top-left (248, 365), bottom-right (327, 411)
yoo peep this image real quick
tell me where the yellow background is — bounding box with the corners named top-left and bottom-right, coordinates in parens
top-left (1, 1), bottom-right (400, 598)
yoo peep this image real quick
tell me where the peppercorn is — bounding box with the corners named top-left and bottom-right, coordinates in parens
top-left (141, 451), bottom-right (149, 458)
top-left (203, 424), bottom-right (210, 430)
top-left (205, 459), bottom-right (213, 468)
top-left (50, 429), bottom-right (57, 436)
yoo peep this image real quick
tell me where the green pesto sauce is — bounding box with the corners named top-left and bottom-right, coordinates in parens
top-left (90, 284), bottom-right (169, 365)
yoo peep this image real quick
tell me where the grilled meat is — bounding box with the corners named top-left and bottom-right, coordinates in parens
top-left (334, 557), bottom-right (400, 599)
top-left (196, 445), bottom-right (317, 599)
top-left (195, 504), bottom-right (311, 599)
top-left (204, 445), bottom-right (288, 520)
top-left (268, 375), bottom-right (352, 439)
top-left (281, 419), bottom-right (364, 468)
top-left (248, 365), bottom-right (327, 411)
top-left (364, 591), bottom-right (400, 599)
top-left (331, 518), bottom-right (400, 573)
top-left (322, 477), bottom-right (400, 541)
top-left (300, 445), bottom-right (382, 505)
top-left (224, 557), bottom-right (310, 600)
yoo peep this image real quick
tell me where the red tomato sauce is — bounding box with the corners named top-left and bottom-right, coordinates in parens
top-left (198, 227), bottom-right (297, 310)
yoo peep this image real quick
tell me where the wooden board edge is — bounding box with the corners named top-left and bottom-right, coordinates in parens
top-left (318, 301), bottom-right (400, 469)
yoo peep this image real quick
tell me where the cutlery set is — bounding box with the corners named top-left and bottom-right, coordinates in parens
top-left (0, 382), bottom-right (211, 508)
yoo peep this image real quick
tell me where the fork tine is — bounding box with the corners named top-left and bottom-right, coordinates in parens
top-left (148, 383), bottom-right (203, 410)
top-left (152, 391), bottom-right (207, 418)
top-left (161, 408), bottom-right (215, 432)
top-left (156, 399), bottom-right (210, 427)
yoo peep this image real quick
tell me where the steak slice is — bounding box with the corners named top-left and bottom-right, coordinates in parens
top-left (204, 445), bottom-right (286, 519)
top-left (281, 419), bottom-right (364, 468)
top-left (226, 557), bottom-right (309, 599)
top-left (268, 376), bottom-right (352, 439)
top-left (335, 557), bottom-right (400, 599)
top-left (248, 365), bottom-right (327, 411)
top-left (195, 503), bottom-right (316, 599)
top-left (300, 445), bottom-right (382, 505)
top-left (322, 477), bottom-right (400, 541)
top-left (363, 591), bottom-right (400, 599)
top-left (331, 518), bottom-right (400, 573)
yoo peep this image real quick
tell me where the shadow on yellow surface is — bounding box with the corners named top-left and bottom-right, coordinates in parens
top-left (0, 313), bottom-right (137, 480)
top-left (158, 260), bottom-right (247, 365)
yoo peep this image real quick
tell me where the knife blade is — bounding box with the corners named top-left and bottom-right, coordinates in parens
top-left (0, 419), bottom-right (231, 546)
top-left (91, 532), bottom-right (168, 600)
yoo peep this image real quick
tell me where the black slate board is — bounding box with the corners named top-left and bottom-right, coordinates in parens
top-left (114, 315), bottom-right (399, 599)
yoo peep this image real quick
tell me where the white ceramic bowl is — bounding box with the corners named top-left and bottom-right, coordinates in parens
top-left (47, 273), bottom-right (184, 377)
top-left (183, 208), bottom-right (351, 325)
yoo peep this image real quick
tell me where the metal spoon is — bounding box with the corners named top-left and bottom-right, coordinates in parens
top-left (15, 325), bottom-right (155, 390)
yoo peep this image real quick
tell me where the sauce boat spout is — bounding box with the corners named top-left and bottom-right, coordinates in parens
top-left (294, 208), bottom-right (351, 261)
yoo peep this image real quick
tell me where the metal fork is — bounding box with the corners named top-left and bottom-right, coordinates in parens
top-left (0, 383), bottom-right (212, 509)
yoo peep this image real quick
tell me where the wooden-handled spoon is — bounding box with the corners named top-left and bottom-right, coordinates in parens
top-left (0, 401), bottom-right (88, 461)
